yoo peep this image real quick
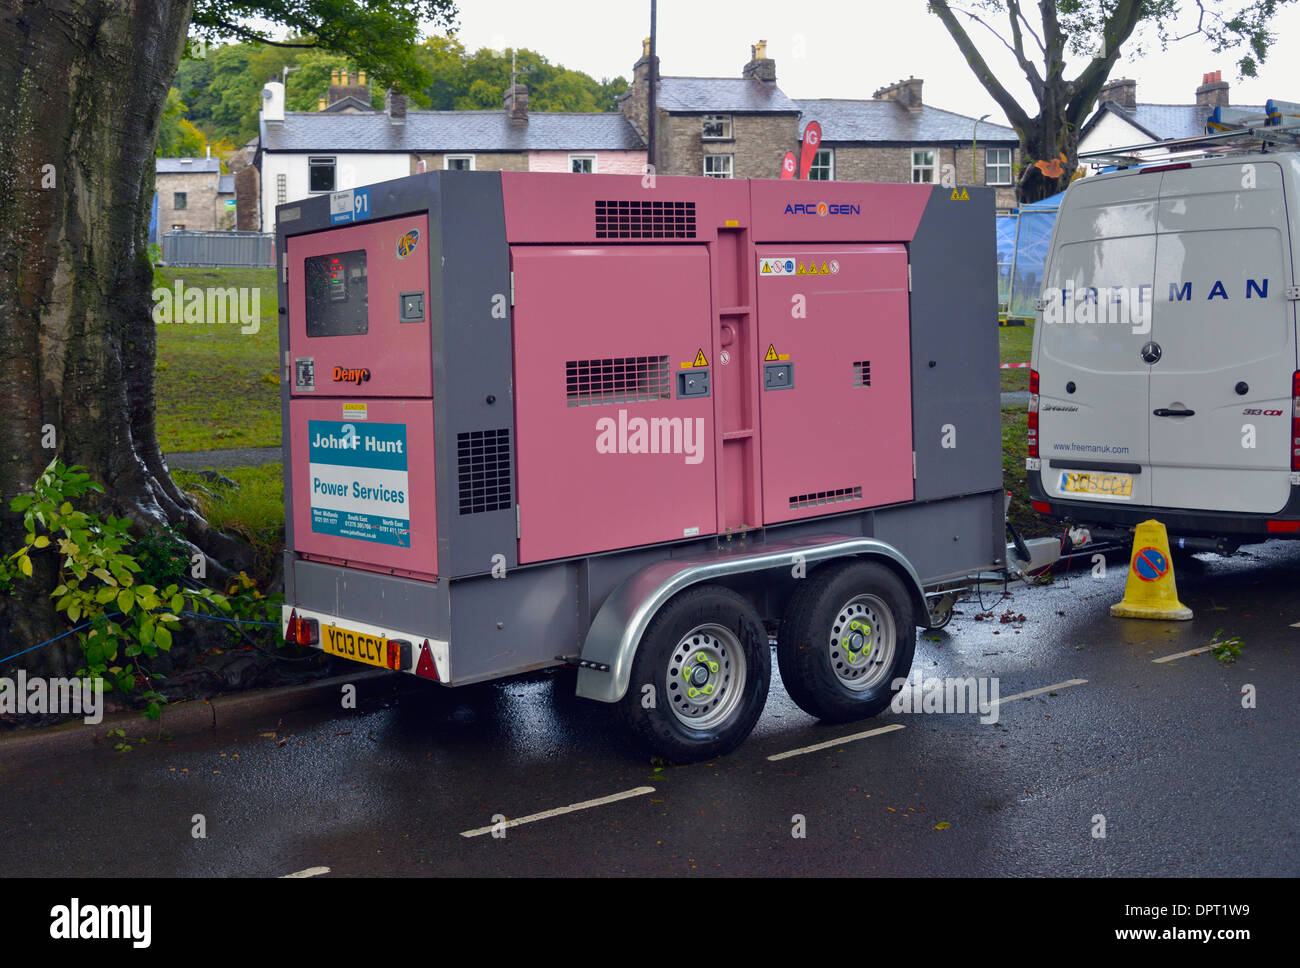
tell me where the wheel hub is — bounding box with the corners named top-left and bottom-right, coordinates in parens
top-left (828, 596), bottom-right (896, 691)
top-left (668, 627), bottom-right (746, 729)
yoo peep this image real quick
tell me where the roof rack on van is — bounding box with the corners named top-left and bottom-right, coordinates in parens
top-left (1080, 99), bottom-right (1300, 166)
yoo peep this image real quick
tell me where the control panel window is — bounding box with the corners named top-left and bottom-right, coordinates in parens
top-left (308, 156), bottom-right (336, 193)
top-left (304, 249), bottom-right (368, 337)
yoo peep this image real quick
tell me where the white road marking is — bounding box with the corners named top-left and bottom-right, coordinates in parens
top-left (767, 723), bottom-right (905, 761)
top-left (459, 786), bottom-right (656, 838)
top-left (1152, 645), bottom-right (1214, 664)
top-left (990, 678), bottom-right (1088, 704)
top-left (281, 866), bottom-right (330, 878)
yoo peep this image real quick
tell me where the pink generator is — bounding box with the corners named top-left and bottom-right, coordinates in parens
top-left (276, 170), bottom-right (1004, 762)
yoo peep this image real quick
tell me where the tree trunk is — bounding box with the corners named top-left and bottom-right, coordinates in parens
top-left (1017, 114), bottom-right (1078, 204)
top-left (0, 0), bottom-right (247, 673)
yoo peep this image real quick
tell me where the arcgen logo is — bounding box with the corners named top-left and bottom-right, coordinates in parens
top-left (784, 201), bottom-right (861, 216)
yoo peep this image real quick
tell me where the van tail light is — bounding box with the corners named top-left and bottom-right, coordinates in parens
top-left (1292, 371), bottom-right (1300, 471)
top-left (1028, 369), bottom-right (1040, 458)
top-left (284, 609), bottom-right (319, 646)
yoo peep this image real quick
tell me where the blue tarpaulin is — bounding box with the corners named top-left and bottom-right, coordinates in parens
top-left (997, 189), bottom-right (1066, 318)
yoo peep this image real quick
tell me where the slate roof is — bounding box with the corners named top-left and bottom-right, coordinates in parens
top-left (653, 76), bottom-right (801, 113)
top-left (260, 110), bottom-right (645, 153)
top-left (156, 158), bottom-right (221, 173)
top-left (796, 99), bottom-right (1019, 144)
top-left (217, 174), bottom-right (235, 193)
top-left (1082, 101), bottom-right (1268, 141)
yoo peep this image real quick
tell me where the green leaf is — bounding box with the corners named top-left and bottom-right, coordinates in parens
top-left (18, 555), bottom-right (31, 577)
top-left (171, 594), bottom-right (183, 613)
top-left (117, 588), bottom-right (135, 614)
top-left (32, 535), bottom-right (49, 549)
top-left (155, 625), bottom-right (173, 651)
top-left (96, 586), bottom-right (118, 604)
top-left (67, 600), bottom-right (81, 622)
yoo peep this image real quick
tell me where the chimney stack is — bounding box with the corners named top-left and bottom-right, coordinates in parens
top-left (1099, 76), bottom-right (1137, 111)
top-left (873, 77), bottom-right (923, 111)
top-left (385, 87), bottom-right (407, 124)
top-left (742, 39), bottom-right (776, 83)
top-left (329, 69), bottom-right (371, 107)
top-left (504, 83), bottom-right (529, 124)
top-left (1196, 70), bottom-right (1229, 108)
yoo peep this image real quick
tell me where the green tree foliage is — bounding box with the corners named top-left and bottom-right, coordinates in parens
top-left (156, 89), bottom-right (208, 158)
top-left (175, 30), bottom-right (629, 145)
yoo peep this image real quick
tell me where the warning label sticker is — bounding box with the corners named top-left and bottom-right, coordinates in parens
top-left (308, 420), bottom-right (410, 547)
top-left (759, 257), bottom-right (797, 277)
top-left (682, 348), bottom-right (709, 368)
top-left (764, 343), bottom-right (791, 362)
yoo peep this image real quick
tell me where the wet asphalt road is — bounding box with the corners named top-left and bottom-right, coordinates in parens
top-left (2, 541), bottom-right (1297, 877)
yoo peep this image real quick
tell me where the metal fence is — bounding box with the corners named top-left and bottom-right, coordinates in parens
top-left (161, 230), bottom-right (275, 268)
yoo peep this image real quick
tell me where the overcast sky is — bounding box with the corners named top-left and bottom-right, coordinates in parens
top-left (429, 0), bottom-right (1300, 127)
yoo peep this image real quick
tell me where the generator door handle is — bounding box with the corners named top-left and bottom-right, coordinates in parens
top-left (1153, 408), bottom-right (1195, 417)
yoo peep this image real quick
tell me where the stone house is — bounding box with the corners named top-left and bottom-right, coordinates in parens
top-left (155, 157), bottom-right (234, 232)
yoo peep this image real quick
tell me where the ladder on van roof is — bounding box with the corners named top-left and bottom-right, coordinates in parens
top-left (1079, 98), bottom-right (1300, 166)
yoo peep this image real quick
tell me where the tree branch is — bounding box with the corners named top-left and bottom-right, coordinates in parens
top-left (194, 18), bottom-right (321, 49)
top-left (929, 1), bottom-right (1034, 132)
top-left (1063, 0), bottom-right (1145, 123)
top-left (1004, 0), bottom-right (1044, 93)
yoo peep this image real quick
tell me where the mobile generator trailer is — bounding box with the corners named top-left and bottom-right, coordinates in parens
top-left (1030, 107), bottom-right (1300, 552)
top-left (275, 170), bottom-right (1004, 761)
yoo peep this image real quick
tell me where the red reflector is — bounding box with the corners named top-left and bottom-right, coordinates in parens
top-left (1032, 500), bottom-right (1052, 514)
top-left (285, 610), bottom-right (300, 644)
top-left (415, 640), bottom-right (439, 681)
top-left (1267, 520), bottom-right (1300, 533)
top-left (1140, 162), bottom-right (1192, 173)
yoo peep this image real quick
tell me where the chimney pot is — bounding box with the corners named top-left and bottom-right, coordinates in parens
top-left (742, 39), bottom-right (776, 83)
top-left (1195, 69), bottom-right (1229, 108)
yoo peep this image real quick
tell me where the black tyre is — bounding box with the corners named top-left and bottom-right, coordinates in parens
top-left (618, 584), bottom-right (771, 763)
top-left (777, 561), bottom-right (916, 722)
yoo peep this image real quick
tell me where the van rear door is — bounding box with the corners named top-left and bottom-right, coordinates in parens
top-left (1147, 161), bottom-right (1296, 514)
top-left (1035, 175), bottom-right (1158, 507)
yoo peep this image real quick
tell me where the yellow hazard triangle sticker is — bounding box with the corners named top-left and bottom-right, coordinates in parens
top-left (765, 344), bottom-right (779, 362)
top-left (950, 187), bottom-right (970, 201)
top-left (692, 348), bottom-right (709, 367)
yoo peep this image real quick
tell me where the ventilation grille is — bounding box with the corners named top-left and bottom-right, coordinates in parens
top-left (566, 356), bottom-right (671, 407)
top-left (457, 429), bottom-right (512, 515)
top-left (853, 360), bottom-right (871, 387)
top-left (789, 486), bottom-right (863, 511)
top-left (595, 199), bottom-right (696, 239)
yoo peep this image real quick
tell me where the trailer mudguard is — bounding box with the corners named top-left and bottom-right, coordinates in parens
top-left (575, 534), bottom-right (929, 703)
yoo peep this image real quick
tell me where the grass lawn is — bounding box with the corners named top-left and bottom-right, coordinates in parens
top-left (999, 322), bottom-right (1034, 393)
top-left (155, 267), bottom-right (280, 452)
top-left (172, 463), bottom-right (286, 577)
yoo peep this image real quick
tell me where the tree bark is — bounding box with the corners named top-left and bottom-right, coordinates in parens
top-left (0, 0), bottom-right (247, 673)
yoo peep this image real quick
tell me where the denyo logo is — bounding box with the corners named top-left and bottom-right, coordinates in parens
top-left (784, 201), bottom-right (861, 216)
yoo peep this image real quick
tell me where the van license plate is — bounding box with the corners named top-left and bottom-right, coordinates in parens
top-left (322, 625), bottom-right (388, 668)
top-left (1060, 471), bottom-right (1133, 498)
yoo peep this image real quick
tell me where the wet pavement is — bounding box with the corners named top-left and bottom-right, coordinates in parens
top-left (2, 540), bottom-right (1297, 877)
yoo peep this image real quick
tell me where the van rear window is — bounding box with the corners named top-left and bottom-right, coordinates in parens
top-left (304, 249), bottom-right (368, 337)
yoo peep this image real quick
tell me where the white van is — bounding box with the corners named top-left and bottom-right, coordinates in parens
top-left (1028, 138), bottom-right (1300, 551)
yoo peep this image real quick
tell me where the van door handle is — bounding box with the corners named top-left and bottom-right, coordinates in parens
top-left (1153, 408), bottom-right (1195, 417)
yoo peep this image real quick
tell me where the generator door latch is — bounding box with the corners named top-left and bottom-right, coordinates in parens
top-left (677, 369), bottom-right (710, 398)
top-left (399, 290), bottom-right (426, 323)
top-left (763, 362), bottom-right (794, 390)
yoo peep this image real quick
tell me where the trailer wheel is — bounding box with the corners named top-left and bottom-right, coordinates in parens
top-left (619, 585), bottom-right (770, 763)
top-left (777, 561), bottom-right (916, 723)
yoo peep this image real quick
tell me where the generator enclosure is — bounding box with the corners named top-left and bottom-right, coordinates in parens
top-left (276, 171), bottom-right (1003, 688)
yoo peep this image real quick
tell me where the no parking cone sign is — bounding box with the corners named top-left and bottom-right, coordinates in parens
top-left (1110, 520), bottom-right (1192, 620)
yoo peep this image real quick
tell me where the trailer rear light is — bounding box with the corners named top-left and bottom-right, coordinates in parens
top-left (1031, 500), bottom-right (1052, 514)
top-left (1267, 520), bottom-right (1300, 533)
top-left (1292, 371), bottom-right (1300, 471)
top-left (284, 610), bottom-right (319, 646)
top-left (385, 639), bottom-right (413, 671)
top-left (415, 640), bottom-right (440, 681)
top-left (1027, 369), bottom-right (1040, 458)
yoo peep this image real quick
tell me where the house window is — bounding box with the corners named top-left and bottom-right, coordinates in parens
top-left (569, 154), bottom-right (596, 174)
top-left (985, 147), bottom-right (1013, 185)
top-left (703, 154), bottom-right (733, 178)
top-left (173, 192), bottom-right (188, 210)
top-left (702, 115), bottom-right (732, 140)
top-left (444, 155), bottom-right (475, 170)
top-left (171, 224), bottom-right (186, 231)
top-left (911, 148), bottom-right (937, 184)
top-left (808, 148), bottom-right (834, 181)
top-left (276, 173), bottom-right (287, 204)
top-left (308, 156), bottom-right (336, 193)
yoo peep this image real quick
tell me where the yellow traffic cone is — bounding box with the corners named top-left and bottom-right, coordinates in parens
top-left (1110, 520), bottom-right (1192, 620)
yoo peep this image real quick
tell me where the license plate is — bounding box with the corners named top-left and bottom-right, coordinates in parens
top-left (1059, 471), bottom-right (1133, 498)
top-left (322, 624), bottom-right (388, 668)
